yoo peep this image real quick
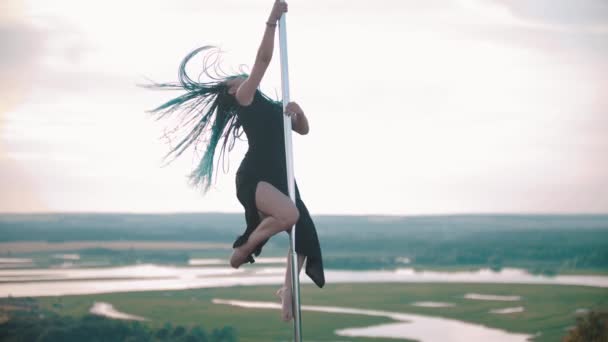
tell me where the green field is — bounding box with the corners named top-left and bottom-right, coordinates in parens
top-left (36, 283), bottom-right (608, 342)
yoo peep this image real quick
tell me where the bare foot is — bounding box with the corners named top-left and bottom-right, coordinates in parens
top-left (230, 246), bottom-right (249, 269)
top-left (275, 286), bottom-right (293, 321)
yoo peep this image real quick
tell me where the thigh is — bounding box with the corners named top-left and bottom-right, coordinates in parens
top-left (255, 181), bottom-right (298, 219)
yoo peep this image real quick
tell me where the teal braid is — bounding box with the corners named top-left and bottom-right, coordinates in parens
top-left (187, 94), bottom-right (240, 192)
top-left (144, 46), bottom-right (247, 193)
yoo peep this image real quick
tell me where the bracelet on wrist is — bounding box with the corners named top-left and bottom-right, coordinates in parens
top-left (266, 21), bottom-right (277, 27)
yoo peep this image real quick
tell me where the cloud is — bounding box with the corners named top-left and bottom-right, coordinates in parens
top-left (0, 2), bottom-right (49, 212)
top-left (447, 0), bottom-right (608, 62)
top-left (0, 17), bottom-right (45, 102)
top-left (493, 0), bottom-right (608, 28)
top-left (0, 22), bottom-right (41, 67)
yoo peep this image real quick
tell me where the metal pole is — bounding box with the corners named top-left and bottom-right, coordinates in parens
top-left (277, 2), bottom-right (303, 341)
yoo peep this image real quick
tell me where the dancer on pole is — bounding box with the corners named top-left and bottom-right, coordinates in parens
top-left (146, 0), bottom-right (325, 322)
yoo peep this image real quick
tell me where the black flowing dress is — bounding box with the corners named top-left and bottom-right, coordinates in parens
top-left (232, 89), bottom-right (325, 289)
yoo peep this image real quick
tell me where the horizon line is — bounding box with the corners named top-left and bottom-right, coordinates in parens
top-left (1, 211), bottom-right (607, 217)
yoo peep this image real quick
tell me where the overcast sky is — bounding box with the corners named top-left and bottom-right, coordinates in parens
top-left (1, 0), bottom-right (607, 215)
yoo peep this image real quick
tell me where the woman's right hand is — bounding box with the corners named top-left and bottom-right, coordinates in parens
top-left (268, 0), bottom-right (288, 23)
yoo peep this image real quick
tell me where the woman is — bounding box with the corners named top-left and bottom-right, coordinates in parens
top-left (147, 0), bottom-right (325, 322)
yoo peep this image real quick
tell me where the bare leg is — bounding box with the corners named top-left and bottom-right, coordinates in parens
top-left (276, 246), bottom-right (306, 322)
top-left (231, 181), bottom-right (299, 269)
top-left (230, 216), bottom-right (288, 268)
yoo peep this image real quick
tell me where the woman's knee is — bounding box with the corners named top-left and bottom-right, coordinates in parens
top-left (276, 205), bottom-right (299, 229)
top-left (255, 181), bottom-right (299, 228)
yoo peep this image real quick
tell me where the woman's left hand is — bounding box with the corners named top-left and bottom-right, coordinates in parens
top-left (285, 101), bottom-right (309, 134)
top-left (285, 101), bottom-right (303, 117)
top-left (269, 0), bottom-right (288, 23)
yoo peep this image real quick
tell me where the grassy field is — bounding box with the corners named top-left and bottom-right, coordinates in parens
top-left (36, 283), bottom-right (608, 342)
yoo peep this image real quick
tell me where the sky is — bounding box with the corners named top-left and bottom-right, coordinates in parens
top-left (1, 0), bottom-right (607, 215)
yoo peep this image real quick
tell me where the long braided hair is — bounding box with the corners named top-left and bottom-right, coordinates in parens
top-left (144, 46), bottom-right (247, 193)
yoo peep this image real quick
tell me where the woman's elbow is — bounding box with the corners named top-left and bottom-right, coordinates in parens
top-left (236, 93), bottom-right (254, 107)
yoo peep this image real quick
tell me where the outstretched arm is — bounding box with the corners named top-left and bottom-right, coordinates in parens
top-left (236, 0), bottom-right (288, 106)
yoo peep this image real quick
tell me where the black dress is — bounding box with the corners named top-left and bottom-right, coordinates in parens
top-left (232, 89), bottom-right (325, 289)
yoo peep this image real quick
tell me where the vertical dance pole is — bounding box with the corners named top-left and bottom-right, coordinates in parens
top-left (277, 1), bottom-right (303, 341)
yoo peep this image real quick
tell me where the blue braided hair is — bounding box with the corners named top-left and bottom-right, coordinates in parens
top-left (144, 46), bottom-right (248, 193)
